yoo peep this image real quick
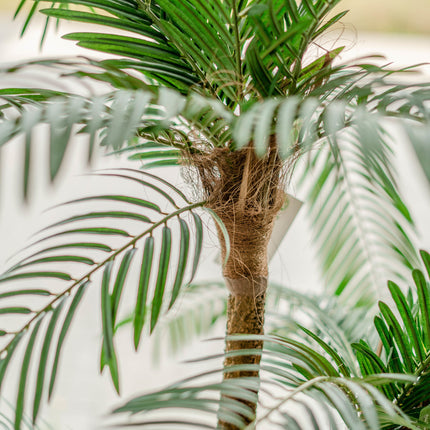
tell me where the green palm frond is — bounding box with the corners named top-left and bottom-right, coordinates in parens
top-left (15, 0), bottom-right (232, 97)
top-left (353, 250), bottom-right (430, 426)
top-left (268, 283), bottom-right (373, 372)
top-left (0, 63), bottom-right (233, 199)
top-left (116, 278), bottom-right (371, 368)
top-left (112, 334), bottom-right (418, 430)
top-left (0, 169), bottom-right (205, 427)
top-left (10, 0), bottom-right (360, 101)
top-left (300, 112), bottom-right (419, 306)
top-left (243, 0), bottom-right (343, 97)
top-left (112, 251), bottom-right (430, 429)
top-left (1, 58), bottom-right (427, 314)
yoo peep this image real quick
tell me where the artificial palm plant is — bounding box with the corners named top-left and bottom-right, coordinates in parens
top-left (0, 0), bottom-right (430, 429)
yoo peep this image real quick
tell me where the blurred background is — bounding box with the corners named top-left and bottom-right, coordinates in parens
top-left (0, 1), bottom-right (429, 430)
top-left (338, 0), bottom-right (430, 34)
top-left (2, 0), bottom-right (430, 33)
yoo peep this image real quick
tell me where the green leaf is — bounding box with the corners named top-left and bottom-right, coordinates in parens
top-left (277, 97), bottom-right (299, 158)
top-left (100, 261), bottom-right (120, 393)
top-left (134, 236), bottom-right (154, 350)
top-left (40, 8), bottom-right (160, 41)
top-left (318, 382), bottom-right (366, 430)
top-left (299, 325), bottom-right (350, 377)
top-left (65, 195), bottom-right (161, 213)
top-left (313, 11), bottom-right (349, 39)
top-left (44, 211), bottom-right (152, 230)
top-left (47, 97), bottom-right (85, 180)
top-left (139, 159), bottom-right (179, 169)
top-left (253, 99), bottom-right (280, 157)
top-left (0, 289), bottom-right (51, 299)
top-left (388, 280), bottom-right (425, 362)
top-left (414, 269), bottom-right (430, 349)
top-left (40, 226), bottom-right (131, 239)
top-left (21, 109), bottom-right (41, 200)
top-left (0, 307), bottom-right (32, 315)
top-left (260, 19), bottom-right (311, 60)
top-left (373, 315), bottom-right (402, 374)
top-left (111, 248), bottom-right (136, 324)
top-left (94, 170), bottom-right (185, 208)
top-left (49, 282), bottom-right (88, 399)
top-left (190, 212), bottom-right (203, 280)
top-left (340, 379), bottom-right (379, 430)
top-left (33, 299), bottom-right (67, 423)
top-left (15, 317), bottom-right (43, 430)
top-left (352, 342), bottom-right (395, 399)
top-left (104, 90), bottom-right (151, 150)
top-left (420, 404), bottom-right (430, 424)
top-left (169, 218), bottom-right (190, 309)
top-left (233, 103), bottom-right (259, 149)
top-left (128, 149), bottom-right (180, 161)
top-left (378, 301), bottom-right (413, 372)
top-left (18, 243), bottom-right (112, 263)
top-left (0, 271), bottom-right (72, 283)
top-left (421, 250), bottom-right (430, 278)
top-left (285, 0), bottom-right (300, 22)
top-left (150, 226), bottom-right (172, 333)
top-left (0, 333), bottom-right (24, 390)
top-left (11, 255), bottom-right (95, 272)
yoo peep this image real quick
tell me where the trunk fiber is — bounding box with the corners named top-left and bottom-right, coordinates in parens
top-left (217, 219), bottom-right (271, 429)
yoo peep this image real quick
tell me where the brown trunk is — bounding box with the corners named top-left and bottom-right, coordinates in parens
top-left (187, 141), bottom-right (285, 429)
top-left (217, 217), bottom-right (271, 430)
top-left (219, 281), bottom-right (267, 430)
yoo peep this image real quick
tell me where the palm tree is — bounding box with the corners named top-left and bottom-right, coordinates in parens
top-left (0, 0), bottom-right (430, 429)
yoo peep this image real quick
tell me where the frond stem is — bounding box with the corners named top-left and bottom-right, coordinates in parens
top-left (0, 201), bottom-right (206, 354)
top-left (327, 137), bottom-right (383, 296)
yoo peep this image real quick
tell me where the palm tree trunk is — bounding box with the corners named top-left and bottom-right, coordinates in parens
top-left (220, 281), bottom-right (267, 429)
top-left (190, 142), bottom-right (284, 429)
top-left (217, 218), bottom-right (272, 430)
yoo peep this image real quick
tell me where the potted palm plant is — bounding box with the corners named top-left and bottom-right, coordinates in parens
top-left (0, 0), bottom-right (430, 428)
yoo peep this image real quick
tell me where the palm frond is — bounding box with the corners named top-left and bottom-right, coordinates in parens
top-left (242, 0), bottom-right (343, 98)
top-left (0, 169), bottom-right (205, 427)
top-left (112, 334), bottom-right (418, 430)
top-left (0, 63), bottom-right (232, 201)
top-left (112, 251), bottom-right (430, 430)
top-left (118, 279), bottom-right (372, 370)
top-left (300, 111), bottom-right (419, 306)
top-left (12, 0), bottom-right (352, 103)
top-left (354, 251), bottom-right (430, 426)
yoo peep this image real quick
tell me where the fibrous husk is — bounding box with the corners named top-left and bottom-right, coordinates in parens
top-left (184, 138), bottom-right (286, 285)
